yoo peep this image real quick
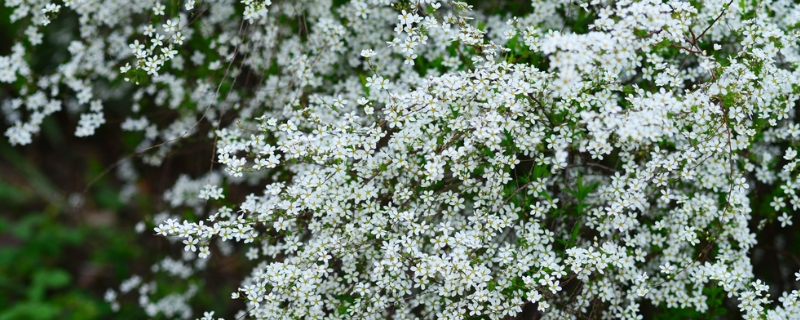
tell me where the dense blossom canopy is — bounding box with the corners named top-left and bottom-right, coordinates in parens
top-left (4, 0), bottom-right (800, 319)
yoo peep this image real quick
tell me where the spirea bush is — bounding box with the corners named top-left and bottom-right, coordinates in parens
top-left (5, 0), bottom-right (800, 318)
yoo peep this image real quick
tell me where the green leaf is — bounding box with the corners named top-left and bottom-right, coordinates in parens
top-left (0, 301), bottom-right (60, 320)
top-left (567, 220), bottom-right (581, 248)
top-left (28, 269), bottom-right (71, 301)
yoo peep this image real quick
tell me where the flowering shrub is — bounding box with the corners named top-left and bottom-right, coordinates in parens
top-left (5, 0), bottom-right (800, 318)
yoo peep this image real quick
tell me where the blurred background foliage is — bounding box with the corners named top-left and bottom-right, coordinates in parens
top-left (0, 3), bottom-right (244, 318)
top-left (0, 75), bottom-right (242, 319)
top-left (0, 136), bottom-right (145, 319)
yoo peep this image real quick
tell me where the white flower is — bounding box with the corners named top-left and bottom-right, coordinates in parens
top-left (199, 246), bottom-right (211, 259)
top-left (660, 262), bottom-right (676, 274)
top-left (153, 3), bottom-right (165, 15)
top-left (162, 20), bottom-right (178, 33)
top-left (199, 184), bottom-right (224, 200)
top-left (360, 49), bottom-right (375, 58)
top-left (785, 148), bottom-right (797, 160)
top-left (182, 236), bottom-right (197, 252)
top-left (778, 212), bottom-right (792, 228)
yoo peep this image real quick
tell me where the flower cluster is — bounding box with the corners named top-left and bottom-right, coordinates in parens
top-left (6, 0), bottom-right (800, 319)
